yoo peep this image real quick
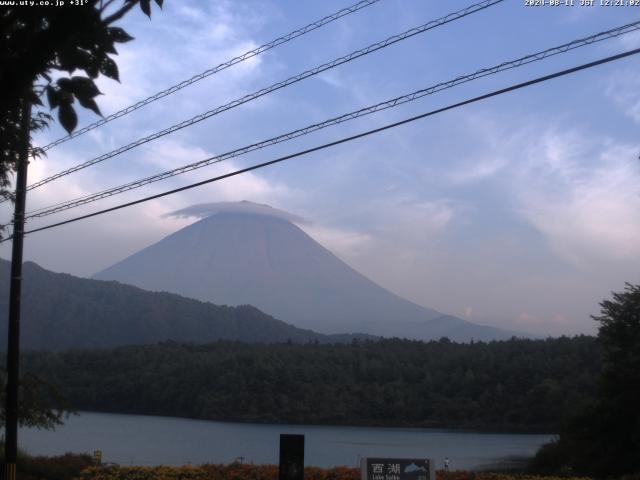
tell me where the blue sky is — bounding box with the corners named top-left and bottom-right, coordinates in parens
top-left (2, 0), bottom-right (639, 335)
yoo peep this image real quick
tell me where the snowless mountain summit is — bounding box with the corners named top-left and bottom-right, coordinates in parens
top-left (95, 201), bottom-right (519, 341)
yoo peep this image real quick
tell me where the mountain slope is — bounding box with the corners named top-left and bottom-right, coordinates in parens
top-left (95, 203), bottom-right (520, 341)
top-left (0, 258), bottom-right (359, 351)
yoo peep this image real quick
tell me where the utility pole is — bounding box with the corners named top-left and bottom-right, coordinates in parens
top-left (4, 100), bottom-right (31, 480)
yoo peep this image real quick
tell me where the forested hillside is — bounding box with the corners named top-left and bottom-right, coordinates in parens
top-left (23, 336), bottom-right (599, 431)
top-left (0, 259), bottom-right (365, 349)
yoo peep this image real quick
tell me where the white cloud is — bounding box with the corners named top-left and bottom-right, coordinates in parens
top-left (301, 223), bottom-right (374, 259)
top-left (296, 197), bottom-right (460, 311)
top-left (444, 113), bottom-right (640, 270)
top-left (317, 71), bottom-right (347, 90)
top-left (606, 69), bottom-right (640, 124)
top-left (448, 156), bottom-right (508, 185)
top-left (436, 114), bottom-right (640, 270)
top-left (619, 30), bottom-right (640, 50)
top-left (2, 137), bottom-right (295, 277)
top-left (443, 112), bottom-right (524, 186)
top-left (385, 199), bottom-right (455, 242)
top-left (166, 200), bottom-right (308, 224)
top-left (515, 134), bottom-right (640, 268)
top-left (271, 194), bottom-right (461, 283)
top-left (177, 159), bottom-right (293, 206)
top-left (136, 138), bottom-right (211, 171)
top-left (92, 1), bottom-right (266, 121)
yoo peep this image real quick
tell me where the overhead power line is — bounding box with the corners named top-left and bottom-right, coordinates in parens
top-left (21, 20), bottom-right (640, 220)
top-left (4, 47), bottom-right (637, 243)
top-left (40, 0), bottom-right (383, 152)
top-left (22, 0), bottom-right (504, 194)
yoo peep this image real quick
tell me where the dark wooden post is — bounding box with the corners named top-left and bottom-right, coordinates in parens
top-left (4, 100), bottom-right (31, 480)
top-left (279, 434), bottom-right (304, 480)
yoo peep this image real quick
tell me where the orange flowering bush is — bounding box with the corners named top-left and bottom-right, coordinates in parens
top-left (436, 472), bottom-right (591, 480)
top-left (75, 465), bottom-right (595, 480)
top-left (75, 465), bottom-right (209, 480)
top-left (200, 464), bottom-right (278, 480)
top-left (75, 464), bottom-right (362, 480)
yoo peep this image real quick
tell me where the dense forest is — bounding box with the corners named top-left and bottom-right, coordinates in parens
top-left (22, 336), bottom-right (599, 432)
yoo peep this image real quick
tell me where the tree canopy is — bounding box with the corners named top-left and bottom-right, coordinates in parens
top-left (531, 283), bottom-right (640, 477)
top-left (0, 0), bottom-right (162, 205)
top-left (21, 336), bottom-right (600, 432)
top-left (0, 371), bottom-right (69, 430)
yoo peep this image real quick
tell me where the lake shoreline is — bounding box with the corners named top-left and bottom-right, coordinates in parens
top-left (69, 408), bottom-right (557, 436)
top-left (20, 411), bottom-right (554, 469)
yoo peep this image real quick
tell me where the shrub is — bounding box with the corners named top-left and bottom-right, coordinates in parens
top-left (20, 452), bottom-right (93, 480)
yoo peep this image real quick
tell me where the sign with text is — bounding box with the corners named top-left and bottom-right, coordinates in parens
top-left (361, 458), bottom-right (435, 480)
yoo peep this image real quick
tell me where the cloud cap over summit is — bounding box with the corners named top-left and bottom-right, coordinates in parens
top-left (165, 200), bottom-right (308, 225)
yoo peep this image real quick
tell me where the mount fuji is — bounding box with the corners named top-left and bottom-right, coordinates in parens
top-left (95, 202), bottom-right (519, 341)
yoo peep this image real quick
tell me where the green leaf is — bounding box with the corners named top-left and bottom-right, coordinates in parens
top-left (70, 76), bottom-right (101, 98)
top-left (85, 62), bottom-right (100, 79)
top-left (100, 57), bottom-right (120, 82)
top-left (140, 0), bottom-right (151, 17)
top-left (46, 86), bottom-right (59, 109)
top-left (56, 77), bottom-right (72, 90)
top-left (154, 0), bottom-right (163, 7)
top-left (58, 102), bottom-right (78, 134)
top-left (57, 48), bottom-right (94, 73)
top-left (104, 44), bottom-right (118, 55)
top-left (58, 90), bottom-right (74, 104)
top-left (77, 96), bottom-right (102, 117)
top-left (107, 26), bottom-right (135, 43)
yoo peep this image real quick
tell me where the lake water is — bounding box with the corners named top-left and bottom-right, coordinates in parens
top-left (19, 412), bottom-right (554, 470)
